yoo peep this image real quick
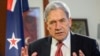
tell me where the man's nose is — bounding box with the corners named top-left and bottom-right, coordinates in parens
top-left (55, 22), bottom-right (61, 30)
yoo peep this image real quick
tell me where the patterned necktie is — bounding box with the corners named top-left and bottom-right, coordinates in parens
top-left (55, 42), bottom-right (63, 56)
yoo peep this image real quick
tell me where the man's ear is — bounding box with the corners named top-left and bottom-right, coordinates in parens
top-left (45, 22), bottom-right (49, 31)
top-left (69, 17), bottom-right (72, 28)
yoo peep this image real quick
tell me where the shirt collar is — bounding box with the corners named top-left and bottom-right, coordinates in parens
top-left (51, 32), bottom-right (71, 48)
top-left (52, 37), bottom-right (58, 46)
top-left (63, 32), bottom-right (70, 48)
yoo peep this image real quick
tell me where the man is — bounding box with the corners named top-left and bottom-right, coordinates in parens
top-left (21, 1), bottom-right (100, 56)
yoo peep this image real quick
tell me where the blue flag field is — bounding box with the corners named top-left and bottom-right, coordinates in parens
top-left (5, 0), bottom-right (29, 56)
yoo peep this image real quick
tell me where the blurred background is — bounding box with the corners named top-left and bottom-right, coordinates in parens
top-left (0, 0), bottom-right (100, 56)
top-left (28, 0), bottom-right (100, 47)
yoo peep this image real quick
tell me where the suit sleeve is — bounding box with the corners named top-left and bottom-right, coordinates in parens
top-left (28, 43), bottom-right (39, 56)
top-left (91, 40), bottom-right (100, 56)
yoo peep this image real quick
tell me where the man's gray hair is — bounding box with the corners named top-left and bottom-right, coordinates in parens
top-left (44, 1), bottom-right (71, 22)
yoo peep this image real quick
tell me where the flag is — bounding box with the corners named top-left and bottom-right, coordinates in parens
top-left (5, 0), bottom-right (29, 56)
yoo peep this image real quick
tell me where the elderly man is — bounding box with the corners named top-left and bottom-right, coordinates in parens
top-left (21, 1), bottom-right (100, 56)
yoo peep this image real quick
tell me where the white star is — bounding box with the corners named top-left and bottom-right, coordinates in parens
top-left (7, 32), bottom-right (21, 49)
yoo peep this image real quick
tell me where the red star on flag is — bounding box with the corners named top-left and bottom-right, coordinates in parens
top-left (7, 32), bottom-right (21, 49)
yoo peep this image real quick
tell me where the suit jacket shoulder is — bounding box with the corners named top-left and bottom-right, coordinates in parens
top-left (71, 34), bottom-right (100, 56)
top-left (28, 36), bottom-right (52, 56)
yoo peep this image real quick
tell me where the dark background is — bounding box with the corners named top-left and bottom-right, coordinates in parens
top-left (0, 0), bottom-right (6, 56)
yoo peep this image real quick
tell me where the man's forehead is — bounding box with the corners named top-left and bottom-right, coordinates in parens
top-left (47, 17), bottom-right (67, 22)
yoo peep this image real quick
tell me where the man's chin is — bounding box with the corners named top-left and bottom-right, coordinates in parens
top-left (55, 36), bottom-right (65, 41)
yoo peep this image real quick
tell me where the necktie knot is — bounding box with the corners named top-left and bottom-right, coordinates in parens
top-left (55, 42), bottom-right (63, 56)
top-left (57, 42), bottom-right (63, 48)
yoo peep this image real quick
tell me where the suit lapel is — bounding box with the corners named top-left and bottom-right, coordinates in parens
top-left (40, 37), bottom-right (52, 56)
top-left (71, 33), bottom-right (77, 52)
top-left (71, 33), bottom-right (80, 55)
top-left (40, 34), bottom-right (80, 56)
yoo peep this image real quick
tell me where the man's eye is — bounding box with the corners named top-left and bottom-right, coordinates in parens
top-left (50, 21), bottom-right (55, 24)
top-left (60, 18), bottom-right (65, 22)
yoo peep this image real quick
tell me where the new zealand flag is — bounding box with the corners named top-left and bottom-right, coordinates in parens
top-left (5, 0), bottom-right (29, 56)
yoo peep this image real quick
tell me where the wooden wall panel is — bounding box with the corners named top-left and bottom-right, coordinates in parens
top-left (0, 0), bottom-right (6, 56)
top-left (43, 0), bottom-right (49, 36)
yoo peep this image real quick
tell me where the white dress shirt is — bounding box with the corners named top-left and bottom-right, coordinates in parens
top-left (50, 32), bottom-right (71, 56)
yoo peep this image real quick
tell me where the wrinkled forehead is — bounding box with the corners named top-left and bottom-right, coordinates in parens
top-left (47, 9), bottom-right (67, 20)
top-left (44, 1), bottom-right (71, 22)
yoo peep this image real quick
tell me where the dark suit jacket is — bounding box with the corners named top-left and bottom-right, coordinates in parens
top-left (28, 33), bottom-right (100, 56)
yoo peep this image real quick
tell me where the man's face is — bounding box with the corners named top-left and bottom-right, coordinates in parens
top-left (46, 9), bottom-right (72, 41)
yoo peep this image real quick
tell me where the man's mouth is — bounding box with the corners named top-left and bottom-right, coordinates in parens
top-left (55, 32), bottom-right (64, 35)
